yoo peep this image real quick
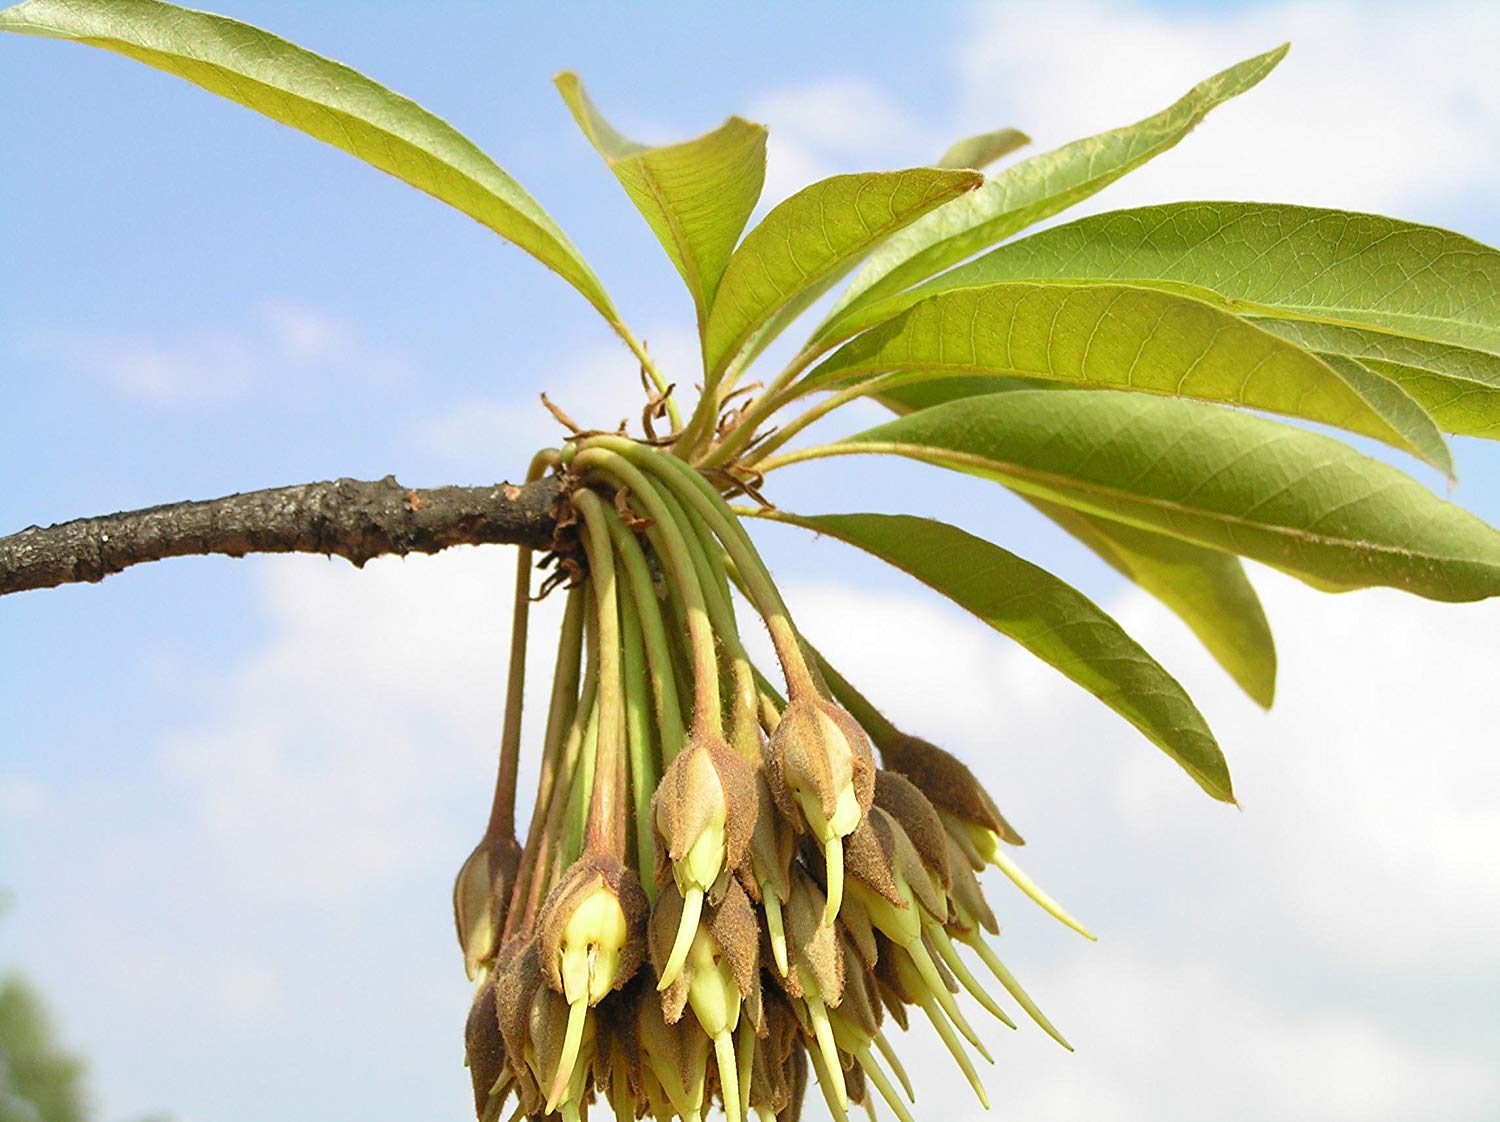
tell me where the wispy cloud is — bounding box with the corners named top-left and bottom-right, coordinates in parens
top-left (411, 326), bottom-right (700, 470)
top-left (745, 2), bottom-right (1500, 220)
top-left (19, 301), bottom-right (389, 407)
top-left (750, 79), bottom-right (919, 203)
top-left (956, 1), bottom-right (1500, 216)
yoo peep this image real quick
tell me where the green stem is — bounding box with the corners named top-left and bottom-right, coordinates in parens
top-left (698, 343), bottom-right (830, 469)
top-left (666, 490), bottom-right (761, 762)
top-left (598, 438), bottom-right (817, 699)
top-left (571, 449), bottom-right (723, 736)
top-left (751, 662), bottom-right (786, 733)
top-left (617, 578), bottom-right (658, 898)
top-left (601, 506), bottom-right (685, 764)
top-left (486, 449), bottom-right (560, 838)
top-left (615, 320), bottom-right (682, 432)
top-left (520, 592), bottom-right (598, 932)
top-left (743, 372), bottom-right (917, 469)
top-left (575, 490), bottom-right (628, 862)
top-left (564, 675), bottom-right (602, 868)
top-left (673, 379), bottom-right (721, 464)
top-left (504, 584), bottom-right (586, 942)
top-left (548, 606), bottom-right (598, 887)
top-left (753, 439), bottom-right (896, 474)
top-left (486, 543), bottom-right (531, 838)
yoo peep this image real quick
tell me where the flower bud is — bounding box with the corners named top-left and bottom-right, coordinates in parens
top-left (873, 770), bottom-right (951, 892)
top-left (536, 854), bottom-right (648, 1113)
top-left (945, 835), bottom-right (999, 937)
top-left (766, 697), bottom-right (875, 925)
top-left (652, 734), bottom-right (757, 989)
top-left (452, 833), bottom-right (523, 981)
top-left (492, 935), bottom-right (544, 1115)
top-left (782, 867), bottom-right (848, 1110)
top-left (740, 769), bottom-right (796, 975)
top-left (594, 980), bottom-right (644, 1120)
top-left (464, 976), bottom-right (506, 1120)
top-left (529, 983), bottom-right (594, 1122)
top-left (637, 988), bottom-right (709, 1122)
top-left (878, 733), bottom-right (1024, 847)
top-left (845, 810), bottom-right (989, 1056)
top-left (835, 888), bottom-right (879, 969)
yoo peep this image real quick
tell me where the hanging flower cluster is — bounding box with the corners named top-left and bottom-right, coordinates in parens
top-left (452, 435), bottom-right (1090, 1122)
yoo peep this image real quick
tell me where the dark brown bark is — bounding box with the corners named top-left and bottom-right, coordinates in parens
top-left (0, 474), bottom-right (566, 597)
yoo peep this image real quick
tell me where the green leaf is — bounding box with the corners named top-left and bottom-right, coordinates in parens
top-left (857, 348), bottom-right (1279, 706)
top-left (937, 127), bottom-right (1030, 170)
top-left (886, 202), bottom-right (1500, 356)
top-left (1313, 353), bottom-right (1453, 474)
top-left (1024, 499), bottom-right (1276, 708)
top-left (1256, 319), bottom-right (1500, 439)
top-left (873, 374), bottom-right (1046, 412)
top-left (701, 167), bottom-right (982, 379)
top-left (803, 282), bottom-right (1452, 472)
top-left (817, 390), bottom-right (1500, 602)
top-left (815, 45), bottom-right (1288, 342)
top-left (554, 72), bottom-right (766, 325)
top-left (758, 510), bottom-right (1233, 801)
top-left (0, 0), bottom-right (615, 320)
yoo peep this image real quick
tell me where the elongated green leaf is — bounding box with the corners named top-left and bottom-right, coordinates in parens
top-left (815, 45), bottom-right (1288, 342)
top-left (554, 72), bottom-right (766, 323)
top-left (813, 391), bottom-right (1500, 602)
top-left (884, 202), bottom-right (1500, 356)
top-left (1256, 319), bottom-right (1500, 439)
top-left (937, 127), bottom-right (1030, 170)
top-left (760, 510), bottom-right (1232, 801)
top-left (803, 282), bottom-right (1451, 472)
top-left (701, 168), bottom-right (982, 378)
top-left (863, 351), bottom-right (1279, 705)
top-left (874, 374), bottom-right (1044, 412)
top-left (1024, 499), bottom-right (1276, 708)
top-left (0, 0), bottom-right (615, 319)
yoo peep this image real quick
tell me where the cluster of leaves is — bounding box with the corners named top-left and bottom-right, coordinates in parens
top-left (5, 0), bottom-right (1499, 812)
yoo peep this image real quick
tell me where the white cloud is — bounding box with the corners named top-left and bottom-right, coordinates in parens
top-left (21, 301), bottom-right (378, 406)
top-left (50, 328), bottom-right (259, 405)
top-left (957, 1), bottom-right (1500, 215)
top-left (870, 948), bottom-right (1498, 1122)
top-left (0, 776), bottom-right (48, 820)
top-left (159, 548), bottom-right (569, 899)
top-left (744, 3), bottom-right (1500, 221)
top-left (101, 936), bottom-right (284, 1029)
top-left (261, 301), bottom-right (354, 364)
top-left (749, 80), bottom-right (917, 203)
top-left (414, 326), bottom-right (700, 466)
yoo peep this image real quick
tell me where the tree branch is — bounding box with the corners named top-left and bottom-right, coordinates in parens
top-left (0, 474), bottom-right (567, 597)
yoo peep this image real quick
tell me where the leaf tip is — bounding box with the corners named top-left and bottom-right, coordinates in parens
top-left (1248, 668), bottom-right (1276, 710)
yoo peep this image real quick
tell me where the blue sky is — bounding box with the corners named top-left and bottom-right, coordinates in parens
top-left (3, 2), bottom-right (1500, 1121)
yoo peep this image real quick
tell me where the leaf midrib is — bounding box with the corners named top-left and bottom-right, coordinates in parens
top-left (829, 440), bottom-right (1494, 574)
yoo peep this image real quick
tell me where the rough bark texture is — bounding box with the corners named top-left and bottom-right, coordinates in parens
top-left (0, 475), bottom-right (567, 597)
